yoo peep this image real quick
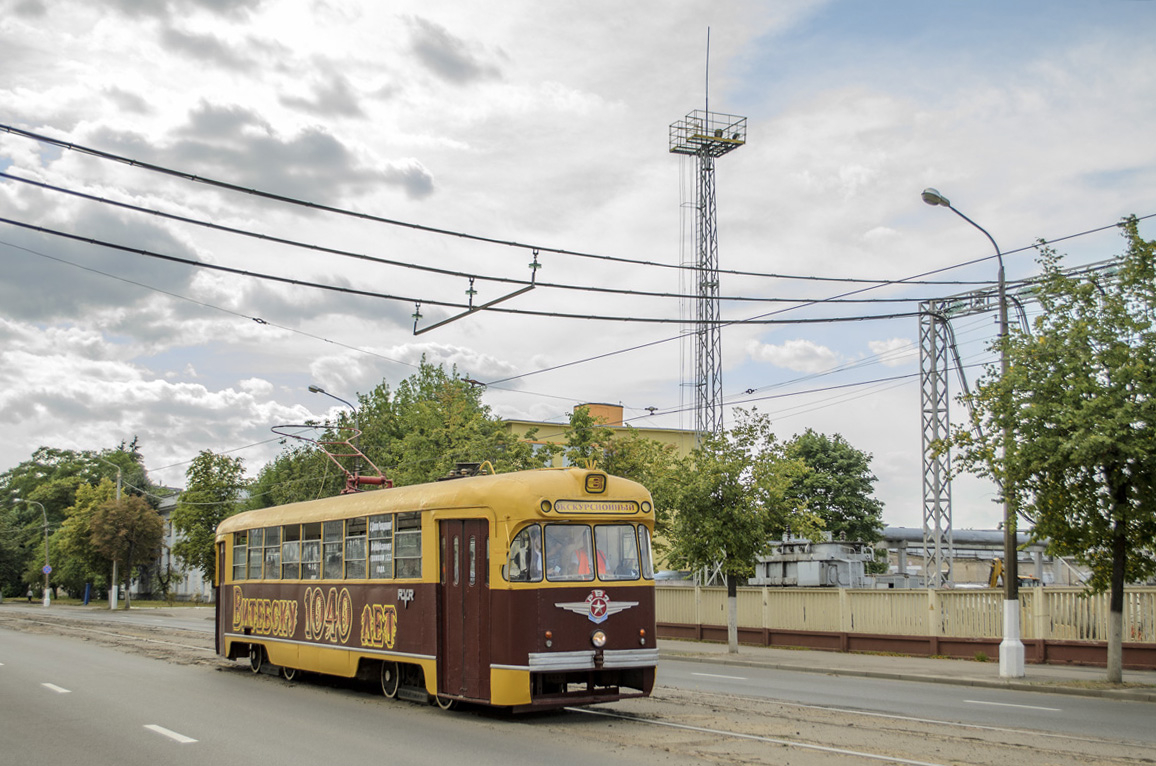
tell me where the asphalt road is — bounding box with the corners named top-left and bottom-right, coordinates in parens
top-left (659, 657), bottom-right (1156, 745)
top-left (4, 606), bottom-right (1154, 765)
top-left (0, 627), bottom-right (683, 766)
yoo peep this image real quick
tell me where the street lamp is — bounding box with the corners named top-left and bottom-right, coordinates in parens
top-left (922, 187), bottom-right (1024, 678)
top-left (95, 455), bottom-right (124, 610)
top-left (25, 500), bottom-right (50, 607)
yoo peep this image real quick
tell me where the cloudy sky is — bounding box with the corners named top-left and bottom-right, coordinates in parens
top-left (2, 0), bottom-right (1153, 531)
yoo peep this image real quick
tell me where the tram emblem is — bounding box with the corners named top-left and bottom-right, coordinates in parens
top-left (555, 590), bottom-right (638, 624)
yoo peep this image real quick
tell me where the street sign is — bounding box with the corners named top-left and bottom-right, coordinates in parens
top-left (42, 565), bottom-right (52, 574)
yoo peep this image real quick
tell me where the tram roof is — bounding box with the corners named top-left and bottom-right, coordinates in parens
top-left (216, 467), bottom-right (652, 536)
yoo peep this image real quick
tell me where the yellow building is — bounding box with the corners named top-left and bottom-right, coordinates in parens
top-left (503, 403), bottom-right (697, 467)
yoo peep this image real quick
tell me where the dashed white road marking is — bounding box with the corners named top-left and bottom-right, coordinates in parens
top-left (144, 725), bottom-right (197, 744)
top-left (42, 683), bottom-right (70, 693)
top-left (692, 671), bottom-right (748, 680)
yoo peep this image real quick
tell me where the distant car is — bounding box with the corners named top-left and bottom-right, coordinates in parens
top-left (654, 570), bottom-right (691, 581)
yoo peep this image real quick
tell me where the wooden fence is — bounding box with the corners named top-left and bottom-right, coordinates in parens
top-left (656, 585), bottom-right (1156, 669)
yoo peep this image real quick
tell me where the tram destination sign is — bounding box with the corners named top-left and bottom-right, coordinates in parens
top-left (553, 500), bottom-right (639, 514)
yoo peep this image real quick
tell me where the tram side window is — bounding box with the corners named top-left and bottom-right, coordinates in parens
top-left (394, 511), bottom-right (421, 579)
top-left (302, 522), bottom-right (322, 580)
top-left (345, 517), bottom-right (367, 579)
top-left (323, 520), bottom-right (343, 579)
top-left (282, 524), bottom-right (301, 579)
top-left (639, 526), bottom-right (654, 580)
top-left (263, 526), bottom-right (281, 580)
top-left (594, 524), bottom-right (640, 581)
top-left (544, 524), bottom-right (595, 582)
top-left (248, 528), bottom-right (264, 579)
top-left (368, 514), bottom-right (393, 579)
top-left (505, 524), bottom-right (542, 583)
top-left (232, 531), bottom-right (247, 581)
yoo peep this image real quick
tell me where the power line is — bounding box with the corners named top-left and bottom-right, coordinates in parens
top-left (0, 123), bottom-right (1010, 287)
top-left (0, 235), bottom-right (633, 415)
top-left (0, 172), bottom-right (962, 305)
top-left (0, 216), bottom-right (924, 325)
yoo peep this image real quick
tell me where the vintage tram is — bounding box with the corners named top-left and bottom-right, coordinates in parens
top-left (214, 466), bottom-right (657, 711)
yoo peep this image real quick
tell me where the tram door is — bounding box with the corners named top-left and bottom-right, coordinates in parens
top-left (438, 519), bottom-right (490, 701)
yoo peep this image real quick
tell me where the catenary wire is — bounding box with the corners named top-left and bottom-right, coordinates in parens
top-left (0, 172), bottom-right (960, 305)
top-left (0, 215), bottom-right (925, 325)
top-left (0, 122), bottom-right (1009, 287)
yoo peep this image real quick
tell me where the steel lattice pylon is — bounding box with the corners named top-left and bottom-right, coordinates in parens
top-left (917, 258), bottom-right (1117, 585)
top-left (670, 109), bottom-right (746, 436)
top-left (918, 305), bottom-right (954, 586)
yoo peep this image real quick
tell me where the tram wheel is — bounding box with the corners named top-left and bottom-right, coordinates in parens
top-left (248, 645), bottom-right (264, 674)
top-left (380, 662), bottom-right (400, 699)
top-left (282, 665), bottom-right (297, 682)
top-left (434, 695), bottom-right (458, 711)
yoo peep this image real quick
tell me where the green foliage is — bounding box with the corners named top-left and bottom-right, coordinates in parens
top-left (250, 361), bottom-right (558, 507)
top-left (0, 442), bottom-right (154, 597)
top-left (666, 410), bottom-right (820, 584)
top-left (948, 218), bottom-right (1156, 593)
top-left (245, 440), bottom-right (344, 509)
top-left (784, 429), bottom-right (885, 544)
top-left (384, 361), bottom-right (550, 484)
top-left (564, 405), bottom-right (614, 467)
top-left (91, 494), bottom-right (164, 608)
top-left (946, 217), bottom-right (1156, 681)
top-left (599, 426), bottom-right (681, 539)
top-left (171, 451), bottom-right (247, 581)
top-left (51, 478), bottom-right (118, 593)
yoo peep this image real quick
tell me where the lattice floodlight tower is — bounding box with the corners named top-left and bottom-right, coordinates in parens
top-left (669, 109), bottom-right (747, 437)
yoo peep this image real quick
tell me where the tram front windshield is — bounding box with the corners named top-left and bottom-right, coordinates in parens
top-left (505, 523), bottom-right (653, 583)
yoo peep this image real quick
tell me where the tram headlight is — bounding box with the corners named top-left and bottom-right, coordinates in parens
top-left (591, 629), bottom-right (608, 648)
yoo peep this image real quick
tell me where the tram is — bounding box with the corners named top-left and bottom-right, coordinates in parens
top-left (214, 466), bottom-right (658, 711)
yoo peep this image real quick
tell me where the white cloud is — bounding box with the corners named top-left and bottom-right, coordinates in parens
top-left (2, 0), bottom-right (1154, 532)
top-left (867, 338), bottom-right (916, 367)
top-left (746, 338), bottom-right (841, 374)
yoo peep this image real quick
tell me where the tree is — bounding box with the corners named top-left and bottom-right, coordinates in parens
top-left (947, 217), bottom-right (1156, 683)
top-left (600, 426), bottom-right (681, 541)
top-left (0, 441), bottom-right (156, 598)
top-left (384, 361), bottom-right (551, 484)
top-left (784, 429), bottom-right (887, 572)
top-left (51, 478), bottom-right (117, 596)
top-left (666, 410), bottom-right (819, 652)
top-left (171, 451), bottom-right (247, 582)
top-left (91, 494), bottom-right (164, 609)
top-left (248, 362), bottom-right (557, 509)
top-left (563, 405), bottom-right (614, 467)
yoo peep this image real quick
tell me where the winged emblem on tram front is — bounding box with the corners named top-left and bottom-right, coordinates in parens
top-left (555, 589), bottom-right (638, 624)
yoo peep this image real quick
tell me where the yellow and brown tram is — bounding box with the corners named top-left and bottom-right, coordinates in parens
top-left (214, 466), bottom-right (657, 711)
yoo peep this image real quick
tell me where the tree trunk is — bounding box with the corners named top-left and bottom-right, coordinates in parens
top-left (1107, 506), bottom-right (1127, 683)
top-left (726, 573), bottom-right (738, 654)
top-left (1105, 474), bottom-right (1129, 684)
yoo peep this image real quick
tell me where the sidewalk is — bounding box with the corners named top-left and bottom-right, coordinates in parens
top-left (657, 638), bottom-right (1156, 703)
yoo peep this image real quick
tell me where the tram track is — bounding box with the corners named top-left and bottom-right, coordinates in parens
top-left (4, 608), bottom-right (1154, 765)
top-left (575, 686), bottom-right (1156, 765)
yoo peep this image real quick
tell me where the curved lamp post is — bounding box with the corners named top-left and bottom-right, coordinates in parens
top-left (922, 187), bottom-right (1023, 678)
top-left (25, 500), bottom-right (50, 607)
